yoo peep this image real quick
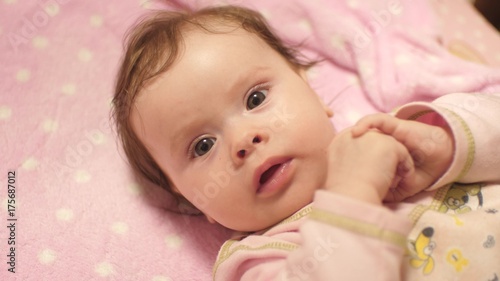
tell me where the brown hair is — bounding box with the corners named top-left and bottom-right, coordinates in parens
top-left (112, 5), bottom-right (315, 213)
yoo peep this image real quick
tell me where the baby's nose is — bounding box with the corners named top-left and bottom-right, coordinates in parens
top-left (236, 135), bottom-right (262, 158)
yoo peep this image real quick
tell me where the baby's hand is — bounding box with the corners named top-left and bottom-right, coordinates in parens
top-left (351, 113), bottom-right (454, 202)
top-left (324, 128), bottom-right (415, 205)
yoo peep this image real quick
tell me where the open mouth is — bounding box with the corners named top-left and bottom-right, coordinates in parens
top-left (255, 158), bottom-right (293, 196)
top-left (259, 164), bottom-right (282, 185)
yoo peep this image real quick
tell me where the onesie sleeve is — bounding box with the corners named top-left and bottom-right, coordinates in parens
top-left (287, 191), bottom-right (413, 280)
top-left (393, 92), bottom-right (500, 189)
top-left (213, 190), bottom-right (412, 281)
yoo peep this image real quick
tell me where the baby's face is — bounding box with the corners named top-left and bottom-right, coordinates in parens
top-left (132, 26), bottom-right (336, 232)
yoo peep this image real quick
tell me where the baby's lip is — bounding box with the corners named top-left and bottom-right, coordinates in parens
top-left (253, 156), bottom-right (292, 193)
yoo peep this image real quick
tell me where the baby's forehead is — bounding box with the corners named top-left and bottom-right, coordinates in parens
top-left (181, 21), bottom-right (263, 45)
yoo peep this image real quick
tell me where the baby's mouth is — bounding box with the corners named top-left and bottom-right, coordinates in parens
top-left (259, 164), bottom-right (281, 185)
top-left (254, 157), bottom-right (293, 196)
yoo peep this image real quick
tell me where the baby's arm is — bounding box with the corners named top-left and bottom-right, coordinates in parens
top-left (415, 92), bottom-right (500, 186)
top-left (354, 92), bottom-right (500, 194)
top-left (215, 93), bottom-right (500, 281)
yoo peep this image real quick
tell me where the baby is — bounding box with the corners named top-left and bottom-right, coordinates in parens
top-left (112, 5), bottom-right (500, 281)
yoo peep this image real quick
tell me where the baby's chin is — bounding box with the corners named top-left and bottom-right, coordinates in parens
top-left (219, 214), bottom-right (285, 233)
top-left (231, 207), bottom-right (308, 233)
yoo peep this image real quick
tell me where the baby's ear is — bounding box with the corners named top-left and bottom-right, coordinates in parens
top-left (321, 99), bottom-right (334, 118)
top-left (298, 68), bottom-right (309, 82)
top-left (298, 68), bottom-right (334, 118)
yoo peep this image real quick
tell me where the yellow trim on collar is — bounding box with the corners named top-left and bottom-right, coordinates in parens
top-left (213, 240), bottom-right (297, 279)
top-left (212, 206), bottom-right (312, 279)
top-left (309, 208), bottom-right (407, 248)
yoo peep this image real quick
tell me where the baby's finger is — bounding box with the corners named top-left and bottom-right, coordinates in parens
top-left (351, 113), bottom-right (399, 137)
top-left (385, 142), bottom-right (416, 202)
top-left (350, 123), bottom-right (371, 137)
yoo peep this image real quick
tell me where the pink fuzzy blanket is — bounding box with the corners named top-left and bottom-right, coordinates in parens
top-left (1, 0), bottom-right (500, 280)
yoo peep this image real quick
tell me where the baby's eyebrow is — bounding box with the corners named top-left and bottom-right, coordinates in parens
top-left (170, 119), bottom-right (200, 156)
top-left (231, 65), bottom-right (271, 93)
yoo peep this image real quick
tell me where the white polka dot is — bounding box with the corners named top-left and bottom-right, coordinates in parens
top-left (218, 0), bottom-right (245, 5)
top-left (165, 234), bottom-right (183, 248)
top-left (16, 69), bottom-right (31, 82)
top-left (456, 15), bottom-right (465, 24)
top-left (347, 0), bottom-right (359, 8)
top-left (61, 83), bottom-right (76, 95)
top-left (127, 182), bottom-right (143, 195)
top-left (390, 5), bottom-right (402, 16)
top-left (22, 157), bottom-right (39, 170)
top-left (44, 2), bottom-right (60, 17)
top-left (297, 19), bottom-right (312, 33)
top-left (476, 43), bottom-right (485, 52)
top-left (306, 67), bottom-right (319, 81)
top-left (38, 249), bottom-right (57, 265)
top-left (78, 48), bottom-right (93, 62)
top-left (139, 0), bottom-right (152, 8)
top-left (474, 30), bottom-right (483, 38)
top-left (111, 222), bottom-right (129, 235)
top-left (97, 133), bottom-right (108, 144)
top-left (0, 105), bottom-right (12, 120)
top-left (454, 31), bottom-right (463, 39)
top-left (450, 76), bottom-right (465, 85)
top-left (495, 54), bottom-right (500, 62)
top-left (394, 54), bottom-right (411, 65)
top-left (74, 170), bottom-right (91, 183)
top-left (95, 262), bottom-right (115, 277)
top-left (346, 74), bottom-right (359, 85)
top-left (42, 118), bottom-right (58, 132)
top-left (439, 6), bottom-right (449, 15)
top-left (426, 55), bottom-right (440, 64)
top-left (152, 276), bottom-right (172, 281)
top-left (86, 130), bottom-right (106, 145)
top-left (346, 110), bottom-right (363, 124)
top-left (32, 36), bottom-right (49, 49)
top-left (56, 208), bottom-right (74, 221)
top-left (259, 9), bottom-right (271, 20)
top-left (107, 97), bottom-right (113, 107)
top-left (330, 35), bottom-right (345, 50)
top-left (90, 15), bottom-right (103, 27)
top-left (359, 62), bottom-right (374, 77)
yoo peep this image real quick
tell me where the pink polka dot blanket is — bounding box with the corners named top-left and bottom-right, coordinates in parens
top-left (1, 0), bottom-right (500, 280)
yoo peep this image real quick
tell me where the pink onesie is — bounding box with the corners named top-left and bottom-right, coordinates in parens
top-left (213, 92), bottom-right (500, 281)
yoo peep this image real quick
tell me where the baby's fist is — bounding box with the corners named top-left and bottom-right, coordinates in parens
top-left (352, 113), bottom-right (454, 202)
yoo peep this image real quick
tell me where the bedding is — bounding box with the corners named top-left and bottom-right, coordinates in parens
top-left (1, 0), bottom-right (500, 280)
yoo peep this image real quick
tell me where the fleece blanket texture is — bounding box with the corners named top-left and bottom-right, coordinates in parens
top-left (1, 0), bottom-right (500, 280)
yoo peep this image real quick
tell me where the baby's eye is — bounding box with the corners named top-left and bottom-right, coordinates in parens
top-left (246, 89), bottom-right (268, 110)
top-left (193, 137), bottom-right (216, 157)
